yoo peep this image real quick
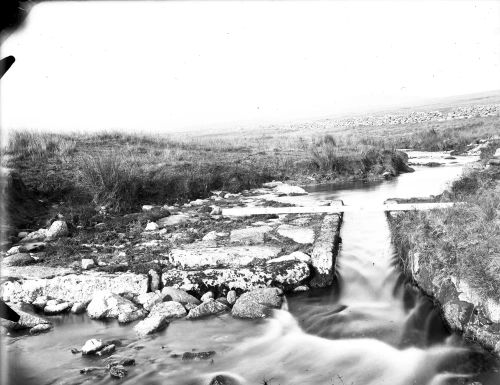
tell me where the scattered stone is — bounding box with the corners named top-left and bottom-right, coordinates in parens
top-left (274, 184), bottom-right (307, 196)
top-left (267, 251), bottom-right (311, 264)
top-left (6, 246), bottom-right (21, 255)
top-left (293, 285), bottom-right (310, 292)
top-left (186, 299), bottom-right (229, 319)
top-left (21, 229), bottom-right (48, 243)
top-left (161, 287), bottom-right (200, 305)
top-left (157, 214), bottom-right (190, 228)
top-left (71, 302), bottom-right (87, 314)
top-left (210, 206), bottom-right (222, 215)
top-left (3, 253), bottom-right (35, 266)
top-left (134, 314), bottom-right (169, 336)
top-left (71, 348), bottom-right (81, 354)
top-left (17, 231), bottom-right (28, 239)
top-left (202, 231), bottom-right (218, 241)
top-left (276, 225), bottom-right (315, 244)
top-left (44, 301), bottom-right (70, 314)
top-left (94, 223), bottom-right (106, 230)
top-left (201, 291), bottom-right (214, 302)
top-left (87, 291), bottom-right (146, 323)
top-left (148, 269), bottom-right (161, 292)
top-left (29, 323), bottom-right (52, 334)
top-left (209, 374), bottom-right (241, 385)
top-left (232, 288), bottom-right (283, 319)
top-left (109, 365), bottom-right (127, 379)
top-left (229, 226), bottom-right (273, 245)
top-left (181, 351), bottom-right (216, 360)
top-left (45, 220), bottom-right (68, 240)
top-left (145, 222), bottom-right (159, 231)
top-left (81, 259), bottom-right (95, 270)
top-left (96, 344), bottom-right (116, 356)
top-left (32, 295), bottom-right (49, 310)
top-left (227, 290), bottom-right (237, 305)
top-left (80, 367), bottom-right (106, 374)
top-left (142, 205), bottom-right (155, 211)
top-left (149, 301), bottom-right (187, 319)
top-left (81, 339), bottom-right (104, 355)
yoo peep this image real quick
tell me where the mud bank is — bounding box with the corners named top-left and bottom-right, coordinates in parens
top-left (388, 211), bottom-right (500, 354)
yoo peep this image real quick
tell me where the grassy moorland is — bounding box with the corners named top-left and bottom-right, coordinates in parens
top-left (2, 113), bottom-right (499, 231)
top-left (390, 146), bottom-right (500, 297)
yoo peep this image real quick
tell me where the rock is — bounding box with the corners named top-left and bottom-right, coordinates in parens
top-left (29, 323), bottom-right (52, 334)
top-left (209, 374), bottom-right (241, 385)
top-left (202, 231), bottom-right (218, 241)
top-left (3, 253), bottom-right (34, 266)
top-left (267, 251), bottom-right (311, 264)
top-left (186, 299), bottom-right (229, 319)
top-left (229, 226), bottom-right (273, 245)
top-left (227, 290), bottom-right (237, 305)
top-left (71, 302), bottom-right (87, 314)
top-left (210, 206), bottom-right (222, 215)
top-left (134, 314), bottom-right (169, 336)
top-left (142, 205), bottom-right (154, 211)
top-left (81, 258), bottom-right (95, 270)
top-left (157, 214), bottom-right (190, 228)
top-left (21, 229), bottom-right (48, 243)
top-left (109, 365), bottom-right (127, 378)
top-left (94, 222), bottom-right (106, 230)
top-left (45, 220), bottom-right (68, 240)
top-left (17, 231), bottom-right (28, 239)
top-left (2, 308), bottom-right (51, 331)
top-left (135, 292), bottom-right (164, 311)
top-left (81, 339), bottom-right (104, 355)
top-left (161, 287), bottom-right (200, 305)
top-left (443, 300), bottom-right (474, 330)
top-left (310, 214), bottom-right (341, 288)
top-left (216, 297), bottom-right (230, 307)
top-left (494, 148), bottom-right (500, 158)
top-left (263, 181), bottom-right (283, 188)
top-left (87, 291), bottom-right (146, 323)
top-left (145, 222), bottom-right (159, 231)
top-left (181, 351), bottom-right (216, 360)
top-left (274, 184), bottom-right (307, 196)
top-left (44, 301), bottom-right (70, 314)
top-left (293, 285), bottom-right (309, 292)
top-left (201, 292), bottom-right (214, 302)
top-left (2, 271), bottom-right (148, 304)
top-left (32, 295), bottom-right (49, 310)
top-left (162, 260), bottom-right (310, 294)
top-left (276, 225), bottom-right (315, 244)
top-left (6, 246), bottom-right (21, 255)
top-left (149, 301), bottom-right (187, 319)
top-left (169, 245), bottom-right (281, 269)
top-left (96, 344), bottom-right (116, 356)
top-left (148, 269), bottom-right (161, 292)
top-left (231, 288), bottom-right (283, 319)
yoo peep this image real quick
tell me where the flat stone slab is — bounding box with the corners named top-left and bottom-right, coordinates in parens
top-left (229, 226), bottom-right (273, 244)
top-left (276, 225), bottom-right (315, 244)
top-left (1, 266), bottom-right (74, 281)
top-left (161, 260), bottom-right (310, 294)
top-left (168, 246), bottom-right (281, 269)
top-left (310, 214), bottom-right (342, 288)
top-left (2, 272), bottom-right (148, 304)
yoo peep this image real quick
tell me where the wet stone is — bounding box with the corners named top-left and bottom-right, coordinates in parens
top-left (109, 365), bottom-right (127, 379)
top-left (181, 351), bottom-right (216, 360)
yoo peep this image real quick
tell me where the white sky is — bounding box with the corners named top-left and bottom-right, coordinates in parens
top-left (1, 0), bottom-right (500, 133)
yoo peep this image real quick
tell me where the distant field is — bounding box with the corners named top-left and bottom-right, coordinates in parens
top-left (1, 107), bottom-right (499, 230)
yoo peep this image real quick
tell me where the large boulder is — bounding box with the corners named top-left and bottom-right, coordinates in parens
top-left (134, 314), bottom-right (169, 336)
top-left (87, 291), bottom-right (146, 323)
top-left (186, 299), bottom-right (228, 319)
top-left (161, 287), bottom-right (200, 305)
top-left (1, 307), bottom-right (51, 331)
top-left (149, 301), bottom-right (187, 319)
top-left (2, 253), bottom-right (34, 266)
top-left (231, 288), bottom-right (283, 319)
top-left (45, 220), bottom-right (68, 240)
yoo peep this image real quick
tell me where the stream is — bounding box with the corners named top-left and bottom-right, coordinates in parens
top-left (3, 153), bottom-right (500, 385)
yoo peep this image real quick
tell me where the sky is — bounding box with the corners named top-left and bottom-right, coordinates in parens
top-left (1, 0), bottom-right (500, 134)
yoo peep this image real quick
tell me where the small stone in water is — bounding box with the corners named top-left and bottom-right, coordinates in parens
top-left (71, 348), bottom-right (81, 354)
top-left (96, 344), bottom-right (116, 356)
top-left (181, 351), bottom-right (216, 360)
top-left (109, 365), bottom-right (127, 378)
top-left (81, 339), bottom-right (104, 355)
top-left (80, 367), bottom-right (105, 374)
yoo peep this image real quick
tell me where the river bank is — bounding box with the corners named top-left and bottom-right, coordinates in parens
top-left (388, 144), bottom-right (500, 354)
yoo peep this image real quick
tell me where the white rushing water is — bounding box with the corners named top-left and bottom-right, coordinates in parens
top-left (4, 154), bottom-right (499, 385)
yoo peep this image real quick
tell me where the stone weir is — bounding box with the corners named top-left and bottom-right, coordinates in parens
top-left (1, 182), bottom-right (343, 331)
top-left (387, 211), bottom-right (500, 355)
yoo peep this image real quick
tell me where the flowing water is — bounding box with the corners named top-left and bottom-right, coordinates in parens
top-left (3, 154), bottom-right (500, 385)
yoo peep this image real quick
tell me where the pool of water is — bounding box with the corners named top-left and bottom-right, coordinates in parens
top-left (3, 155), bottom-right (498, 385)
